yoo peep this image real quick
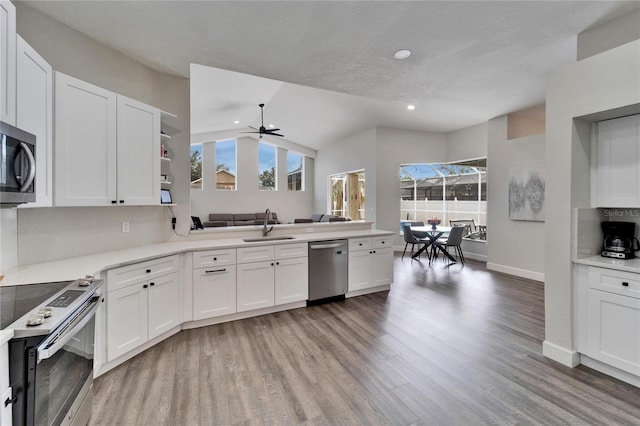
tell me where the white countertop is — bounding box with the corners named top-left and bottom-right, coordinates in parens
top-left (574, 255), bottom-right (640, 274)
top-left (1, 228), bottom-right (394, 286)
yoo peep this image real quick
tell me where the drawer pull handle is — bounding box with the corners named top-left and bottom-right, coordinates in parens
top-left (143, 284), bottom-right (148, 289)
top-left (213, 257), bottom-right (217, 261)
top-left (622, 282), bottom-right (629, 287)
top-left (150, 282), bottom-right (155, 287)
top-left (146, 269), bottom-right (151, 273)
top-left (205, 269), bottom-right (226, 274)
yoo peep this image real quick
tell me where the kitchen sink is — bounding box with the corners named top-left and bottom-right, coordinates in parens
top-left (242, 235), bottom-right (296, 242)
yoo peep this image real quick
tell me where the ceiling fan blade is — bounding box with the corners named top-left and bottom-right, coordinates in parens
top-left (268, 133), bottom-right (284, 137)
top-left (248, 125), bottom-right (259, 130)
top-left (240, 131), bottom-right (260, 134)
top-left (265, 128), bottom-right (280, 132)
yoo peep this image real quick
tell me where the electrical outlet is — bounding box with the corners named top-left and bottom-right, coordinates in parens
top-left (121, 221), bottom-right (130, 233)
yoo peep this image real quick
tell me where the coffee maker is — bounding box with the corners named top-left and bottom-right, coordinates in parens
top-left (601, 221), bottom-right (640, 259)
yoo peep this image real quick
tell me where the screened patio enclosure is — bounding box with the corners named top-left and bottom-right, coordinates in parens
top-left (400, 161), bottom-right (487, 236)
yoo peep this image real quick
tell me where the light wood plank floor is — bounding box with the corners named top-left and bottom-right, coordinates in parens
top-left (90, 256), bottom-right (640, 425)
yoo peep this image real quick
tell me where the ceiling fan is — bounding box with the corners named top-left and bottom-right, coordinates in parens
top-left (243, 103), bottom-right (284, 138)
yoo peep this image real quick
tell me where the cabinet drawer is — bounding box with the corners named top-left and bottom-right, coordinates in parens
top-left (373, 236), bottom-right (392, 249)
top-left (193, 249), bottom-right (236, 269)
top-left (237, 246), bottom-right (275, 264)
top-left (107, 255), bottom-right (179, 292)
top-left (588, 267), bottom-right (640, 299)
top-left (349, 238), bottom-right (372, 251)
top-left (275, 243), bottom-right (307, 259)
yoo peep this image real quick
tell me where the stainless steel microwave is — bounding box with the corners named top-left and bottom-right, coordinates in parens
top-left (0, 121), bottom-right (36, 205)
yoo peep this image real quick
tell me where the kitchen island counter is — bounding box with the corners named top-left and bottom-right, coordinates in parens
top-left (1, 227), bottom-right (394, 286)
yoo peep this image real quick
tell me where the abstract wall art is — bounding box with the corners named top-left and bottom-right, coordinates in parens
top-left (509, 165), bottom-right (545, 221)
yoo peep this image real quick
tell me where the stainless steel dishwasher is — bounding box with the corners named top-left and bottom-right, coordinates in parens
top-left (308, 239), bottom-right (349, 302)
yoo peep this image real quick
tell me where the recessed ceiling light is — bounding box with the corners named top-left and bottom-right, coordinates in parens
top-left (269, 124), bottom-right (275, 128)
top-left (234, 120), bottom-right (240, 124)
top-left (394, 49), bottom-right (411, 60)
top-left (407, 105), bottom-right (416, 111)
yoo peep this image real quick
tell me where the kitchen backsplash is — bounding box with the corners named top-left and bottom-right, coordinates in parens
top-left (17, 206), bottom-right (176, 264)
top-left (575, 207), bottom-right (640, 259)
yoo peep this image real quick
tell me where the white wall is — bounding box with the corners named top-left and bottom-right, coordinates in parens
top-left (314, 128), bottom-right (378, 221)
top-left (11, 3), bottom-right (190, 264)
top-left (577, 9), bottom-right (640, 61)
top-left (487, 117), bottom-right (546, 281)
top-left (544, 39), bottom-right (640, 366)
top-left (446, 122), bottom-right (488, 161)
top-left (190, 137), bottom-right (315, 224)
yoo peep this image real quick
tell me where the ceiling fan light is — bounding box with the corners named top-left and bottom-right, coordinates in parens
top-left (394, 49), bottom-right (411, 60)
top-left (407, 104), bottom-right (416, 111)
top-left (234, 120), bottom-right (240, 124)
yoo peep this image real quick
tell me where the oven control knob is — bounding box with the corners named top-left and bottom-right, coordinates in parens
top-left (77, 279), bottom-right (90, 287)
top-left (38, 307), bottom-right (53, 318)
top-left (26, 314), bottom-right (44, 326)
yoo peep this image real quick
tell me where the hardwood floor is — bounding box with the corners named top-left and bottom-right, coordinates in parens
top-left (91, 256), bottom-right (640, 425)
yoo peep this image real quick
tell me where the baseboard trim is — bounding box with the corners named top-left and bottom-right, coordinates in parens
top-left (182, 301), bottom-right (307, 330)
top-left (487, 263), bottom-right (544, 282)
top-left (346, 284), bottom-right (390, 298)
top-left (580, 355), bottom-right (640, 387)
top-left (542, 340), bottom-right (580, 367)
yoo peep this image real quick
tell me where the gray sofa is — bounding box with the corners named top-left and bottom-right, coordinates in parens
top-left (203, 212), bottom-right (280, 228)
top-left (294, 213), bottom-right (348, 223)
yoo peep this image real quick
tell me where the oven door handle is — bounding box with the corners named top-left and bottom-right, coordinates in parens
top-left (36, 298), bottom-right (99, 363)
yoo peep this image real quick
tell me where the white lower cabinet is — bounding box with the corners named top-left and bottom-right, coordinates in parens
top-left (275, 257), bottom-right (309, 305)
top-left (587, 288), bottom-right (640, 375)
top-left (193, 249), bottom-right (237, 320)
top-left (237, 261), bottom-right (276, 312)
top-left (578, 265), bottom-right (640, 379)
top-left (348, 237), bottom-right (393, 292)
top-left (106, 256), bottom-right (181, 362)
top-left (236, 243), bottom-right (308, 312)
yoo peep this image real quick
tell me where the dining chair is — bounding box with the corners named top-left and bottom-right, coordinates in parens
top-left (409, 221), bottom-right (428, 238)
top-left (435, 224), bottom-right (466, 265)
top-left (401, 223), bottom-right (428, 259)
top-left (449, 219), bottom-right (475, 237)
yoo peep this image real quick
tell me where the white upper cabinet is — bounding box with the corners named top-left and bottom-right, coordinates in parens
top-left (54, 72), bottom-right (161, 206)
top-left (16, 35), bottom-right (53, 208)
top-left (0, 0), bottom-right (16, 126)
top-left (117, 95), bottom-right (160, 206)
top-left (594, 114), bottom-right (640, 207)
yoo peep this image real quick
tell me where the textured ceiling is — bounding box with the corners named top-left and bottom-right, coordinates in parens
top-left (24, 1), bottom-right (640, 150)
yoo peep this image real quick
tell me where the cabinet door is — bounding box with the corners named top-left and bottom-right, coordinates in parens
top-left (275, 257), bottom-right (308, 305)
top-left (596, 115), bottom-right (640, 207)
top-left (0, 386), bottom-right (11, 426)
top-left (348, 250), bottom-right (372, 291)
top-left (54, 72), bottom-right (117, 206)
top-left (372, 248), bottom-right (393, 287)
top-left (148, 272), bottom-right (182, 340)
top-left (237, 261), bottom-right (275, 312)
top-left (106, 282), bottom-right (148, 361)
top-left (587, 289), bottom-right (640, 375)
top-left (117, 95), bottom-right (160, 205)
top-left (0, 0), bottom-right (16, 125)
top-left (193, 266), bottom-right (237, 320)
top-left (16, 36), bottom-right (53, 208)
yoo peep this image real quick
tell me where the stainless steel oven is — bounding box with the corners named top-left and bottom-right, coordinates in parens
top-left (4, 278), bottom-right (103, 426)
top-left (0, 121), bottom-right (36, 205)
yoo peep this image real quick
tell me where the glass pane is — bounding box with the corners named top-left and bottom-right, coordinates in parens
top-left (287, 151), bottom-right (304, 191)
top-left (190, 144), bottom-right (202, 189)
top-left (216, 140), bottom-right (236, 190)
top-left (330, 174), bottom-right (346, 216)
top-left (258, 142), bottom-right (277, 190)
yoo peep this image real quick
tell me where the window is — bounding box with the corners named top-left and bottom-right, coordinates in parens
top-left (190, 144), bottom-right (202, 189)
top-left (216, 139), bottom-right (236, 190)
top-left (287, 151), bottom-right (304, 191)
top-left (258, 142), bottom-right (277, 190)
top-left (400, 159), bottom-right (487, 239)
top-left (329, 170), bottom-right (365, 220)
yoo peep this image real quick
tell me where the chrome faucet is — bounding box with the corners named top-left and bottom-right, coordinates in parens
top-left (263, 208), bottom-right (273, 237)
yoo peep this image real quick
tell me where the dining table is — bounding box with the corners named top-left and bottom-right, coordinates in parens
top-left (410, 225), bottom-right (456, 263)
